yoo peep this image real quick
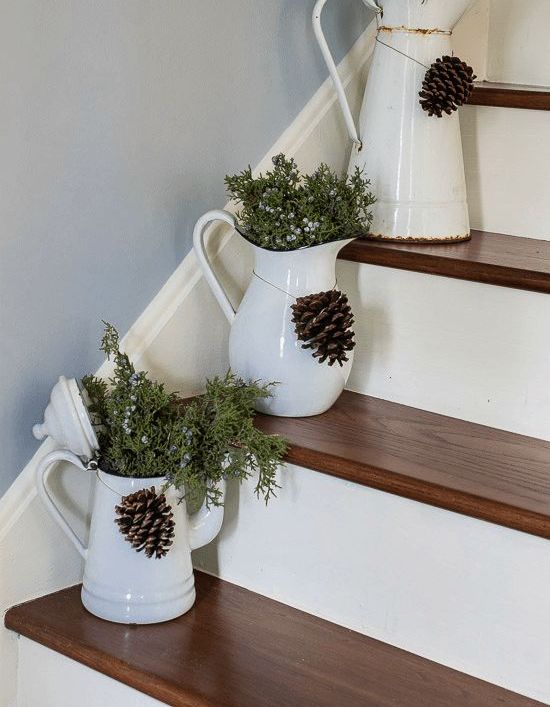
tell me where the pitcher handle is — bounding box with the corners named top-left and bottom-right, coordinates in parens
top-left (361, 0), bottom-right (383, 11)
top-left (188, 480), bottom-right (226, 551)
top-left (312, 0), bottom-right (381, 147)
top-left (193, 209), bottom-right (237, 324)
top-left (36, 449), bottom-right (91, 559)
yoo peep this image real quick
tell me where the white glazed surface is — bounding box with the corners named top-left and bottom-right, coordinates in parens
top-left (229, 240), bottom-right (354, 416)
top-left (32, 377), bottom-right (98, 460)
top-left (194, 211), bottom-right (354, 418)
top-left (35, 450), bottom-right (225, 625)
top-left (81, 473), bottom-right (195, 624)
top-left (316, 0), bottom-right (474, 240)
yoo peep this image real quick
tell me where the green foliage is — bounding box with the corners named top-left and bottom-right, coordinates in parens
top-left (225, 154), bottom-right (376, 251)
top-left (81, 374), bottom-right (108, 428)
top-left (172, 373), bottom-right (288, 507)
top-left (82, 323), bottom-right (185, 480)
top-left (81, 324), bottom-right (287, 505)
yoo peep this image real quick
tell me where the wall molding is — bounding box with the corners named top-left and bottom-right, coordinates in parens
top-left (0, 438), bottom-right (55, 544)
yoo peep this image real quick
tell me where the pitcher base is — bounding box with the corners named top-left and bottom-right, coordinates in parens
top-left (81, 582), bottom-right (196, 624)
top-left (365, 232), bottom-right (471, 244)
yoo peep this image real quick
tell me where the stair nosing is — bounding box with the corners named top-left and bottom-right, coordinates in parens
top-left (338, 231), bottom-right (550, 294)
top-left (5, 574), bottom-right (543, 706)
top-left (256, 391), bottom-right (550, 539)
top-left (470, 82), bottom-right (550, 111)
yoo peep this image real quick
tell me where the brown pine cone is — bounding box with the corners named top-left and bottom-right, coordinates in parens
top-left (291, 290), bottom-right (355, 367)
top-left (419, 55), bottom-right (476, 117)
top-left (115, 487), bottom-right (175, 559)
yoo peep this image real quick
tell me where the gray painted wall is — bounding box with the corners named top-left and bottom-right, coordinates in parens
top-left (0, 0), bottom-right (370, 496)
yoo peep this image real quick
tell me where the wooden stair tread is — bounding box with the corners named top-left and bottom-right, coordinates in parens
top-left (5, 573), bottom-right (541, 706)
top-left (470, 82), bottom-right (550, 111)
top-left (339, 230), bottom-right (550, 294)
top-left (256, 391), bottom-right (550, 538)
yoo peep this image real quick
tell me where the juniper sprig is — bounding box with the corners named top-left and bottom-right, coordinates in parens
top-left (225, 154), bottom-right (375, 251)
top-left (82, 324), bottom-right (287, 505)
top-left (172, 372), bottom-right (288, 507)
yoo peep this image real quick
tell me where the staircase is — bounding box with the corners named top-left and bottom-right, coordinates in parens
top-left (5, 13), bottom-right (550, 707)
top-left (5, 574), bottom-right (542, 706)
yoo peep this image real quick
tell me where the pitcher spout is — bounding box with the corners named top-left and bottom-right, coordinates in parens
top-left (252, 238), bottom-right (354, 298)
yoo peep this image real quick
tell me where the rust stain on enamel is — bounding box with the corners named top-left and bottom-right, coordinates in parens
top-left (378, 26), bottom-right (451, 35)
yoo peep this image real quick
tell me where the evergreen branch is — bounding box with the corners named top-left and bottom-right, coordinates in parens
top-left (82, 326), bottom-right (287, 506)
top-left (225, 154), bottom-right (376, 251)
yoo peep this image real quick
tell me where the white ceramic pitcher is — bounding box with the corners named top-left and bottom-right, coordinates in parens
top-left (34, 376), bottom-right (225, 624)
top-left (313, 0), bottom-right (474, 242)
top-left (37, 452), bottom-right (225, 624)
top-left (193, 210), bottom-right (354, 417)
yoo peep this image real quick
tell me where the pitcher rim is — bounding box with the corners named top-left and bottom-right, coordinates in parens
top-left (96, 466), bottom-right (167, 482)
top-left (235, 225), bottom-right (358, 253)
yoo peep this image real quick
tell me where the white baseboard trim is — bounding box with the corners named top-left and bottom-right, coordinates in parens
top-left (0, 438), bottom-right (55, 544)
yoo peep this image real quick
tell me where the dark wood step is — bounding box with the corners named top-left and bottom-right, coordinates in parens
top-left (470, 82), bottom-right (550, 111)
top-left (256, 391), bottom-right (550, 539)
top-left (339, 230), bottom-right (550, 294)
top-left (5, 573), bottom-right (542, 706)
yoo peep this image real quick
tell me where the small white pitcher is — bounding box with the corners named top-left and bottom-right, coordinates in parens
top-left (194, 210), bottom-right (354, 417)
top-left (36, 452), bottom-right (225, 624)
top-left (34, 376), bottom-right (225, 624)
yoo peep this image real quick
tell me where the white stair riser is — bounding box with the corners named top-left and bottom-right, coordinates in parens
top-left (17, 638), bottom-right (164, 707)
top-left (193, 468), bottom-right (550, 704)
top-left (462, 105), bottom-right (550, 240)
top-left (339, 261), bottom-right (550, 440)
top-left (487, 0), bottom-right (550, 86)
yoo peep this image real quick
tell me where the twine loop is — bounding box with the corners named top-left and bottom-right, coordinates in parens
top-left (252, 271), bottom-right (337, 299)
top-left (89, 464), bottom-right (163, 500)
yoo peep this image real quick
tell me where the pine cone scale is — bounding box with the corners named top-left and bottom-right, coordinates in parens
top-left (115, 487), bottom-right (176, 559)
top-left (291, 290), bottom-right (356, 367)
top-left (420, 55), bottom-right (476, 117)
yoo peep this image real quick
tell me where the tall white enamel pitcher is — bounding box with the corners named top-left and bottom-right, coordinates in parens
top-left (313, 0), bottom-right (474, 242)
